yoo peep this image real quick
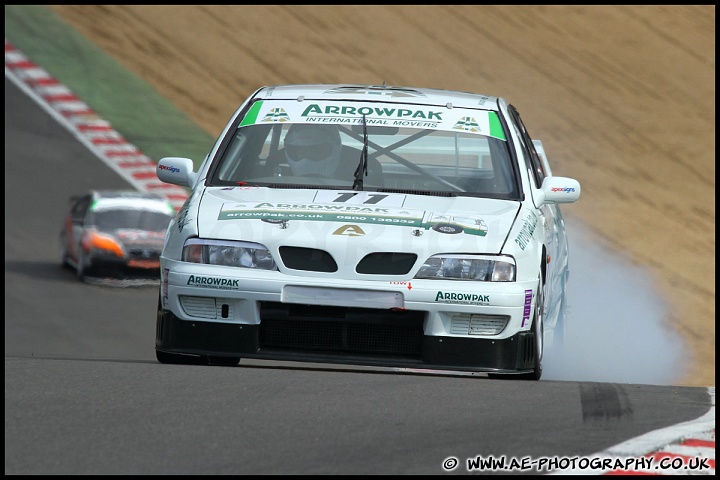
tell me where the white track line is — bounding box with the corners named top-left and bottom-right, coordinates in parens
top-left (4, 38), bottom-right (189, 210)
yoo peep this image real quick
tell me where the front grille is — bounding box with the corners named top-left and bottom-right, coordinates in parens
top-left (279, 247), bottom-right (337, 272)
top-left (356, 252), bottom-right (417, 275)
top-left (180, 295), bottom-right (234, 319)
top-left (259, 302), bottom-right (424, 358)
top-left (127, 248), bottom-right (161, 259)
top-left (450, 314), bottom-right (509, 336)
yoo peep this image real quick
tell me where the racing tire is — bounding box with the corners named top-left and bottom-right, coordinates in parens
top-left (76, 249), bottom-right (89, 281)
top-left (489, 276), bottom-right (544, 381)
top-left (517, 277), bottom-right (545, 380)
top-left (155, 293), bottom-right (240, 367)
top-left (61, 254), bottom-right (73, 270)
top-left (59, 233), bottom-right (73, 270)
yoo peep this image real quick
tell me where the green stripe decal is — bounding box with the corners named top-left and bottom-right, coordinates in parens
top-left (218, 210), bottom-right (487, 236)
top-left (220, 209), bottom-right (424, 227)
top-left (239, 101), bottom-right (263, 126)
top-left (489, 112), bottom-right (506, 141)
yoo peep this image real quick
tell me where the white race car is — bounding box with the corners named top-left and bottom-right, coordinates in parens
top-left (155, 84), bottom-right (580, 380)
top-left (60, 190), bottom-right (176, 281)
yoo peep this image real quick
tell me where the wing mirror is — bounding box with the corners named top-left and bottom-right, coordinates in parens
top-left (157, 157), bottom-right (198, 188)
top-left (538, 176), bottom-right (581, 205)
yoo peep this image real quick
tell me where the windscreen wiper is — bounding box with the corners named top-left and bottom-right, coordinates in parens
top-left (352, 115), bottom-right (368, 191)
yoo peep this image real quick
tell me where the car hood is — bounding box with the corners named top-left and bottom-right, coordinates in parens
top-left (196, 187), bottom-right (520, 260)
top-left (110, 228), bottom-right (166, 248)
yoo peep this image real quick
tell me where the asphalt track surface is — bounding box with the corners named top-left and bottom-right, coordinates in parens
top-left (4, 72), bottom-right (716, 475)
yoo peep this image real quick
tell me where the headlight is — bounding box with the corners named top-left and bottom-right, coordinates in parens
top-left (414, 254), bottom-right (515, 281)
top-left (83, 231), bottom-right (125, 257)
top-left (182, 238), bottom-right (277, 270)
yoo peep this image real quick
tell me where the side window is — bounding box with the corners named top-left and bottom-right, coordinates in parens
top-left (508, 105), bottom-right (546, 188)
top-left (215, 124), bottom-right (275, 182)
top-left (216, 130), bottom-right (249, 180)
top-left (71, 195), bottom-right (91, 223)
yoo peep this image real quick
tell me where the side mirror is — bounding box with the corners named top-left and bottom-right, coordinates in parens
top-left (157, 157), bottom-right (198, 188)
top-left (538, 176), bottom-right (581, 205)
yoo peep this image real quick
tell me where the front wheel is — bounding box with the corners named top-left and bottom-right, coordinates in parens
top-left (59, 233), bottom-right (72, 270)
top-left (489, 276), bottom-right (545, 381)
top-left (155, 293), bottom-right (240, 367)
top-left (517, 277), bottom-right (545, 380)
top-left (76, 249), bottom-right (89, 281)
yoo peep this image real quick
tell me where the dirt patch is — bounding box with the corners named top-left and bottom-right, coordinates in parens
top-left (49, 5), bottom-right (715, 386)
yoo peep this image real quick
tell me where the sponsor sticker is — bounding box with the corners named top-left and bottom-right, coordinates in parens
top-left (332, 225), bottom-right (366, 236)
top-left (435, 291), bottom-right (490, 305)
top-left (522, 289), bottom-right (533, 327)
top-left (239, 100), bottom-right (506, 140)
top-left (218, 202), bottom-right (488, 236)
top-left (514, 211), bottom-right (538, 250)
top-left (187, 275), bottom-right (241, 290)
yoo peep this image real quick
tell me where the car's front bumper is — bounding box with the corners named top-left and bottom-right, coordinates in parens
top-left (156, 261), bottom-right (539, 374)
top-left (87, 250), bottom-right (161, 275)
top-left (156, 305), bottom-right (537, 373)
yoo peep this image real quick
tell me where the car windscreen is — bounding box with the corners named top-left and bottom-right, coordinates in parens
top-left (90, 208), bottom-right (174, 231)
top-left (208, 104), bottom-right (520, 200)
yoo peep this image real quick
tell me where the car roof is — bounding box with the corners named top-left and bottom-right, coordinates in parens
top-left (91, 190), bottom-right (164, 200)
top-left (88, 190), bottom-right (175, 213)
top-left (253, 84), bottom-right (503, 110)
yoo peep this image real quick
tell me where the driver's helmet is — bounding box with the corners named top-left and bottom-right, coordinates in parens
top-left (284, 124), bottom-right (342, 177)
